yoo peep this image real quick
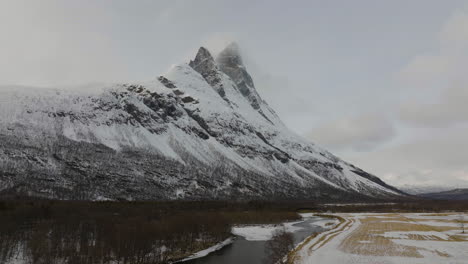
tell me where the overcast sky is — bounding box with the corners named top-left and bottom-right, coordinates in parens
top-left (1, 0), bottom-right (467, 188)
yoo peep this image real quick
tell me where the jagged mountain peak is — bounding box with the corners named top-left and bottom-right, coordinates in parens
top-left (189, 47), bottom-right (217, 71)
top-left (188, 47), bottom-right (227, 99)
top-left (186, 44), bottom-right (281, 125)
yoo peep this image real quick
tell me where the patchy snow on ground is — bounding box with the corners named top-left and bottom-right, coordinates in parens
top-left (299, 213), bottom-right (340, 228)
top-left (406, 213), bottom-right (466, 221)
top-left (299, 213), bottom-right (315, 218)
top-left (176, 237), bottom-right (234, 262)
top-left (232, 214), bottom-right (340, 241)
top-left (381, 220), bottom-right (462, 228)
top-left (309, 218), bottom-right (340, 229)
top-left (296, 213), bottom-right (468, 264)
top-left (382, 231), bottom-right (450, 240)
top-left (231, 225), bottom-right (286, 241)
top-left (231, 221), bottom-right (304, 241)
top-left (391, 238), bottom-right (468, 259)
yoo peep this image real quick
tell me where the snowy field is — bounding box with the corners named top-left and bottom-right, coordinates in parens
top-left (231, 215), bottom-right (338, 241)
top-left (295, 213), bottom-right (468, 264)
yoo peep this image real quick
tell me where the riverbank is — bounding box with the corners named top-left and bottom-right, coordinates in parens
top-left (174, 237), bottom-right (235, 263)
top-left (181, 214), bottom-right (339, 264)
top-left (287, 214), bottom-right (344, 263)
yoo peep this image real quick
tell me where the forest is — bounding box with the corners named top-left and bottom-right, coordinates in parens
top-left (0, 199), bottom-right (303, 264)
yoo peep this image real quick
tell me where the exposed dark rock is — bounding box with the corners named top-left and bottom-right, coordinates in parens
top-left (173, 89), bottom-right (184, 96)
top-left (352, 169), bottom-right (406, 195)
top-left (157, 76), bottom-right (177, 89)
top-left (184, 108), bottom-right (217, 138)
top-left (181, 96), bottom-right (197, 104)
top-left (189, 47), bottom-right (227, 99)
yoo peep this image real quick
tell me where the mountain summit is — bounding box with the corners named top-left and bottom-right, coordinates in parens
top-left (216, 43), bottom-right (265, 112)
top-left (0, 44), bottom-right (405, 201)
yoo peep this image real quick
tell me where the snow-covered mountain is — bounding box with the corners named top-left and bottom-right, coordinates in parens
top-left (0, 43), bottom-right (405, 201)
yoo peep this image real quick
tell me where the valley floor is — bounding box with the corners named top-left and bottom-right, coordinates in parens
top-left (294, 212), bottom-right (468, 264)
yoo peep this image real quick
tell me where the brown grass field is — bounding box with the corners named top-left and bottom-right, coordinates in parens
top-left (339, 213), bottom-right (468, 258)
top-left (292, 212), bottom-right (468, 263)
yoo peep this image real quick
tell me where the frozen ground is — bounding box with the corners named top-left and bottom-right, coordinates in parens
top-left (231, 215), bottom-right (338, 241)
top-left (296, 213), bottom-right (468, 264)
top-left (176, 237), bottom-right (234, 262)
top-left (231, 220), bottom-right (305, 241)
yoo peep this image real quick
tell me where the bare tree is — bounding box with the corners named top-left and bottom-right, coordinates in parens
top-left (263, 228), bottom-right (295, 264)
top-left (458, 214), bottom-right (465, 234)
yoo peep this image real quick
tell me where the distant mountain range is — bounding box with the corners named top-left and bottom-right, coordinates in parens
top-left (0, 43), bottom-right (406, 201)
top-left (418, 188), bottom-right (468, 200)
top-left (397, 185), bottom-right (455, 195)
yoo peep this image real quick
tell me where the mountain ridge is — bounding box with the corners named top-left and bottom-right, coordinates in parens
top-left (0, 43), bottom-right (405, 201)
top-left (418, 188), bottom-right (468, 200)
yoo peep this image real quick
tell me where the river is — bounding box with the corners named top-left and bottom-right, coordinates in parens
top-left (184, 215), bottom-right (329, 264)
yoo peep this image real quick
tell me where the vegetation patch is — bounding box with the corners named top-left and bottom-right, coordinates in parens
top-left (339, 213), bottom-right (466, 258)
top-left (0, 200), bottom-right (301, 264)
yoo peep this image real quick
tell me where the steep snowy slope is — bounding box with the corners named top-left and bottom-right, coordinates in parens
top-left (0, 43), bottom-right (405, 201)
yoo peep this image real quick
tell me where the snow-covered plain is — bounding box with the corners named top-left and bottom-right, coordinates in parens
top-left (231, 220), bottom-right (304, 241)
top-left (296, 213), bottom-right (468, 264)
top-left (231, 214), bottom-right (338, 241)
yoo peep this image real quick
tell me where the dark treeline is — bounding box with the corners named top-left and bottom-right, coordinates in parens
top-left (0, 199), bottom-right (303, 264)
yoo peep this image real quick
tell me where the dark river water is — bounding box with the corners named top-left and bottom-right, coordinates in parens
top-left (184, 216), bottom-right (326, 264)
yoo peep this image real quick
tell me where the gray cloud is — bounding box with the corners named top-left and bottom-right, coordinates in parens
top-left (0, 1), bottom-right (130, 86)
top-left (308, 113), bottom-right (396, 152)
top-left (345, 125), bottom-right (468, 187)
top-left (397, 8), bottom-right (468, 127)
top-left (400, 85), bottom-right (468, 127)
top-left (339, 6), bottom-right (468, 188)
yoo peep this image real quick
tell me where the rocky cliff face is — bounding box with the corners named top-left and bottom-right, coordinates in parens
top-left (0, 43), bottom-right (405, 201)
